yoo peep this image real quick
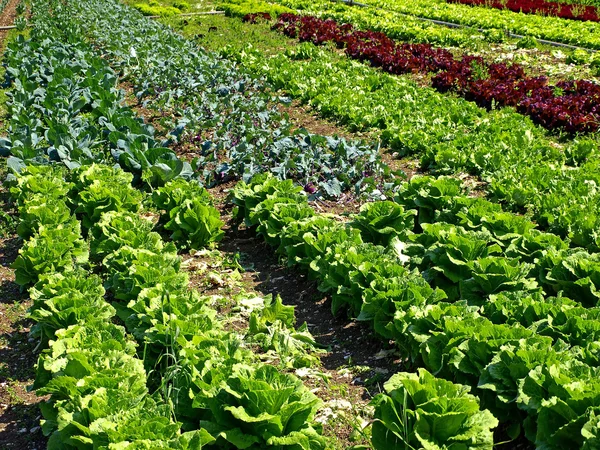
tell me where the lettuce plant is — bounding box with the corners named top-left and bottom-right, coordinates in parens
top-left (371, 368), bottom-right (498, 450)
top-left (9, 165), bottom-right (72, 207)
top-left (70, 164), bottom-right (135, 195)
top-left (200, 364), bottom-right (328, 449)
top-left (541, 250), bottom-right (600, 307)
top-left (16, 196), bottom-right (75, 239)
top-left (279, 215), bottom-right (362, 272)
top-left (151, 178), bottom-right (213, 215)
top-left (247, 295), bottom-right (323, 368)
top-left (28, 269), bottom-right (114, 345)
top-left (104, 248), bottom-right (187, 302)
top-left (12, 221), bottom-right (89, 287)
top-left (229, 173), bottom-right (307, 228)
top-left (89, 210), bottom-right (161, 260)
top-left (164, 198), bottom-right (224, 250)
top-left (351, 200), bottom-right (416, 246)
top-left (249, 197), bottom-right (315, 247)
top-left (75, 179), bottom-right (144, 229)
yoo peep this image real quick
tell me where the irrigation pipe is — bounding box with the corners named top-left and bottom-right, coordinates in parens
top-left (0, 25), bottom-right (16, 30)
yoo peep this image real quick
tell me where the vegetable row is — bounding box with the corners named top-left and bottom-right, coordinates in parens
top-left (9, 160), bottom-right (337, 448)
top-left (1, 18), bottom-right (194, 187)
top-left (222, 0), bottom-right (512, 47)
top-left (1, 5), bottom-right (329, 446)
top-left (230, 172), bottom-right (600, 448)
top-left (234, 38), bottom-right (600, 250)
top-left (269, 0), bottom-right (600, 49)
top-left (20, 0), bottom-right (387, 199)
top-left (11, 165), bottom-right (212, 448)
top-left (447, 0), bottom-right (600, 22)
top-left (273, 13), bottom-right (600, 134)
top-left (11, 162), bottom-right (505, 449)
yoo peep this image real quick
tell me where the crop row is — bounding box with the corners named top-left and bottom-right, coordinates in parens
top-left (0, 5), bottom-right (334, 446)
top-left (230, 173), bottom-right (600, 448)
top-left (218, 0), bottom-right (294, 17)
top-left (232, 38), bottom-right (600, 250)
top-left (220, 0), bottom-right (515, 47)
top-left (2, 7), bottom-right (336, 444)
top-left (448, 0), bottom-right (600, 22)
top-left (48, 0), bottom-right (389, 199)
top-left (273, 13), bottom-right (600, 134)
top-left (9, 158), bottom-right (340, 447)
top-left (1, 16), bottom-right (193, 187)
top-left (268, 0), bottom-right (600, 49)
top-left (551, 0), bottom-right (600, 8)
top-left (45, 0), bottom-right (600, 253)
top-left (11, 166), bottom-right (212, 447)
top-left (7, 159), bottom-right (503, 448)
top-left (0, 0), bottom-right (388, 199)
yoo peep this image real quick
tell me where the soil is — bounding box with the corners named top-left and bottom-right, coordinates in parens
top-left (0, 0), bottom-right (19, 31)
top-left (179, 219), bottom-right (402, 448)
top-left (0, 230), bottom-right (47, 450)
top-left (0, 1), bottom-right (48, 447)
top-left (277, 100), bottom-right (370, 142)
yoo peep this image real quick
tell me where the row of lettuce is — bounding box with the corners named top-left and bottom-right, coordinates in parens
top-left (2, 8), bottom-right (339, 443)
top-left (9, 161), bottom-right (502, 449)
top-left (223, 33), bottom-right (600, 251)
top-left (232, 172), bottom-right (600, 448)
top-left (272, 13), bottom-right (600, 134)
top-left (265, 0), bottom-right (600, 50)
top-left (1, 0), bottom-right (506, 448)
top-left (217, 0), bottom-right (524, 47)
top-left (445, 0), bottom-right (600, 22)
top-left (13, 153), bottom-right (600, 447)
top-left (10, 161), bottom-right (337, 448)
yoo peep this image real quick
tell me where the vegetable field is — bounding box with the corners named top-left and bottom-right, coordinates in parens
top-left (0, 0), bottom-right (600, 448)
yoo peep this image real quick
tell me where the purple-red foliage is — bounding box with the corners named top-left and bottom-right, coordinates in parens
top-left (242, 12), bottom-right (272, 23)
top-left (447, 0), bottom-right (600, 23)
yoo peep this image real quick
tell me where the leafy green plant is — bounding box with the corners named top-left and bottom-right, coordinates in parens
top-left (12, 221), bottom-right (89, 287)
top-left (28, 269), bottom-right (113, 345)
top-left (164, 198), bottom-right (224, 250)
top-left (371, 368), bottom-right (498, 449)
top-left (279, 215), bottom-right (362, 273)
top-left (89, 210), bottom-right (159, 260)
top-left (229, 173), bottom-right (307, 228)
top-left (117, 285), bottom-right (217, 368)
top-left (16, 196), bottom-right (75, 239)
top-left (151, 178), bottom-right (212, 216)
top-left (351, 201), bottom-right (416, 246)
top-left (249, 197), bottom-right (315, 247)
top-left (540, 249), bottom-right (600, 307)
top-left (9, 165), bottom-right (72, 207)
top-left (460, 256), bottom-right (538, 305)
top-left (75, 179), bottom-right (144, 229)
top-left (200, 364), bottom-right (328, 449)
top-left (247, 295), bottom-right (323, 368)
top-left (104, 247), bottom-right (186, 302)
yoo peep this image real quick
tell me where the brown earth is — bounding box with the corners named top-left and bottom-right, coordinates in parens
top-left (0, 1), bottom-right (48, 447)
